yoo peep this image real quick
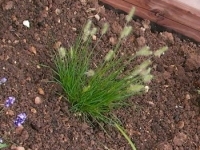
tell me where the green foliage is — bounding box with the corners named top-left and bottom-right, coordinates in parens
top-left (115, 123), bottom-right (136, 150)
top-left (53, 7), bottom-right (168, 150)
top-left (0, 143), bottom-right (8, 149)
top-left (53, 8), bottom-right (167, 124)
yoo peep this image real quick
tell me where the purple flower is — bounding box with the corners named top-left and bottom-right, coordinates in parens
top-left (5, 97), bottom-right (15, 107)
top-left (0, 77), bottom-right (7, 85)
top-left (0, 138), bottom-right (3, 143)
top-left (14, 113), bottom-right (27, 127)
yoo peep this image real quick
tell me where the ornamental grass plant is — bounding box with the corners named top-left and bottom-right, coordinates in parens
top-left (53, 8), bottom-right (167, 124)
top-left (53, 8), bottom-right (168, 149)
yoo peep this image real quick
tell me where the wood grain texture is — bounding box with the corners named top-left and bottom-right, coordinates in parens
top-left (100, 0), bottom-right (200, 42)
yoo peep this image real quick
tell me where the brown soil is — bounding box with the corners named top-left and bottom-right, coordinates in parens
top-left (0, 0), bottom-right (200, 150)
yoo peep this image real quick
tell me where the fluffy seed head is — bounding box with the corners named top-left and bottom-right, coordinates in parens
top-left (83, 20), bottom-right (92, 42)
top-left (120, 26), bottom-right (132, 39)
top-left (125, 7), bottom-right (135, 22)
top-left (127, 84), bottom-right (144, 93)
top-left (131, 60), bottom-right (151, 77)
top-left (90, 27), bottom-right (97, 36)
top-left (143, 74), bottom-right (153, 83)
top-left (85, 69), bottom-right (95, 77)
top-left (58, 47), bottom-right (66, 58)
top-left (101, 23), bottom-right (109, 35)
top-left (154, 46), bottom-right (168, 57)
top-left (136, 46), bottom-right (152, 56)
top-left (84, 20), bottom-right (92, 33)
top-left (105, 50), bottom-right (114, 61)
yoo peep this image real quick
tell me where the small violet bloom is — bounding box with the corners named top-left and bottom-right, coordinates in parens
top-left (0, 77), bottom-right (7, 85)
top-left (14, 113), bottom-right (27, 127)
top-left (0, 138), bottom-right (3, 143)
top-left (5, 97), bottom-right (15, 107)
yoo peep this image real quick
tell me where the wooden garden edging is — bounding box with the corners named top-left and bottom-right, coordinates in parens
top-left (99, 0), bottom-right (200, 43)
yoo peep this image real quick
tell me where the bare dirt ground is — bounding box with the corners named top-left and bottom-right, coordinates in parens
top-left (0, 0), bottom-right (200, 150)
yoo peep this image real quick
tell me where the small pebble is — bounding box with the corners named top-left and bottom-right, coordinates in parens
top-left (6, 110), bottom-right (14, 116)
top-left (29, 46), bottom-right (37, 54)
top-left (146, 101), bottom-right (155, 106)
top-left (94, 14), bottom-right (100, 21)
top-left (38, 88), bottom-right (45, 95)
top-left (72, 27), bottom-right (77, 31)
top-left (109, 37), bottom-right (116, 45)
top-left (4, 1), bottom-right (14, 10)
top-left (15, 125), bottom-right (24, 135)
top-left (55, 8), bottom-right (61, 15)
top-left (80, 0), bottom-right (87, 5)
top-left (161, 32), bottom-right (174, 44)
top-left (36, 65), bottom-right (41, 69)
top-left (136, 36), bottom-right (146, 47)
top-left (23, 20), bottom-right (30, 28)
top-left (53, 41), bottom-right (62, 50)
top-left (194, 134), bottom-right (199, 142)
top-left (173, 132), bottom-right (187, 146)
top-left (177, 121), bottom-right (184, 129)
top-left (57, 18), bottom-right (61, 23)
top-left (142, 19), bottom-right (150, 29)
top-left (16, 146), bottom-right (25, 150)
top-left (156, 142), bottom-right (173, 150)
top-left (10, 145), bottom-right (17, 149)
top-left (92, 35), bottom-right (97, 41)
top-left (35, 97), bottom-right (42, 104)
top-left (145, 85), bottom-right (149, 93)
top-left (185, 93), bottom-right (191, 100)
top-left (31, 108), bottom-right (37, 114)
top-left (73, 11), bottom-right (77, 15)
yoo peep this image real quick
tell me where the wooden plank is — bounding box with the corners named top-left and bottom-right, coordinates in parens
top-left (179, 0), bottom-right (200, 10)
top-left (125, 0), bottom-right (200, 31)
top-left (99, 0), bottom-right (200, 42)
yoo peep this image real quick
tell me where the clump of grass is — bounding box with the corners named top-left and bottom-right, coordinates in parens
top-left (53, 8), bottom-right (168, 149)
top-left (53, 8), bottom-right (167, 124)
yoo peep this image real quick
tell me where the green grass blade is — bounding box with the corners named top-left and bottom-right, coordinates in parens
top-left (0, 143), bottom-right (8, 149)
top-left (115, 123), bottom-right (137, 150)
